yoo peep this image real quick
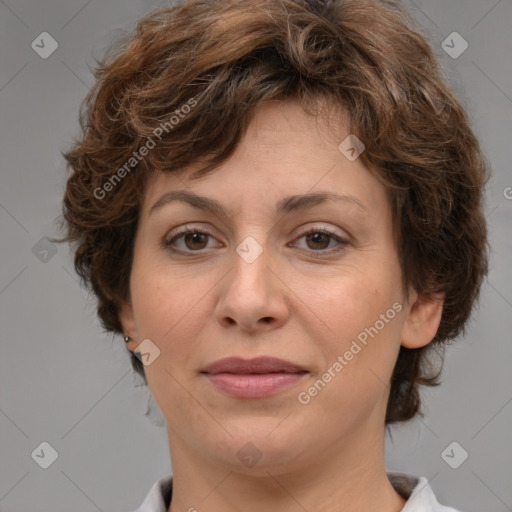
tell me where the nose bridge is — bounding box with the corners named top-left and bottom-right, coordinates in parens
top-left (215, 232), bottom-right (289, 331)
top-left (230, 233), bottom-right (271, 299)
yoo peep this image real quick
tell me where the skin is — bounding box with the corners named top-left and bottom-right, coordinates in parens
top-left (120, 98), bottom-right (444, 512)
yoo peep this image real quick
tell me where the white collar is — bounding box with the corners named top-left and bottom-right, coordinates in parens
top-left (133, 471), bottom-right (462, 512)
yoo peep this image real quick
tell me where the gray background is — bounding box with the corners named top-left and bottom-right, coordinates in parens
top-left (1, 0), bottom-right (511, 510)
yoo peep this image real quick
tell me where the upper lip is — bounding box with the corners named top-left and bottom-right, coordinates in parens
top-left (202, 357), bottom-right (307, 375)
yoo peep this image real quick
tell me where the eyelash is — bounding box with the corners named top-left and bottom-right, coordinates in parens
top-left (163, 226), bottom-right (350, 256)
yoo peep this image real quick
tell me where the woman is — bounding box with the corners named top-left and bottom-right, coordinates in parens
top-left (59, 0), bottom-right (489, 510)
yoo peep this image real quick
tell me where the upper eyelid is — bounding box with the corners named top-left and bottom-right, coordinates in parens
top-left (293, 224), bottom-right (345, 237)
top-left (167, 223), bottom-right (347, 240)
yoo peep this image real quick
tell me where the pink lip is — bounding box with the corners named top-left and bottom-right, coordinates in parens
top-left (202, 356), bottom-right (306, 374)
top-left (201, 357), bottom-right (308, 398)
top-left (205, 373), bottom-right (307, 398)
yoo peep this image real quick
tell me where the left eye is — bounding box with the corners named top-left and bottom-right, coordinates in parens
top-left (290, 228), bottom-right (349, 253)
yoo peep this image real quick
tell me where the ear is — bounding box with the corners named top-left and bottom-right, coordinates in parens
top-left (119, 301), bottom-right (139, 353)
top-left (400, 290), bottom-right (445, 349)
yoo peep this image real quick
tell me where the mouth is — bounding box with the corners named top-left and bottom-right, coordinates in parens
top-left (202, 356), bottom-right (307, 375)
top-left (201, 357), bottom-right (308, 399)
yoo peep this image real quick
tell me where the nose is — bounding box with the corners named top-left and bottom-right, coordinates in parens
top-left (215, 240), bottom-right (290, 334)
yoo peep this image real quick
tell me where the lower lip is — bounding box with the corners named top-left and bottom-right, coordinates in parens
top-left (204, 372), bottom-right (307, 398)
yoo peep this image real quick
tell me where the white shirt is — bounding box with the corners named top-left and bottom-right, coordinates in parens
top-left (132, 471), bottom-right (462, 511)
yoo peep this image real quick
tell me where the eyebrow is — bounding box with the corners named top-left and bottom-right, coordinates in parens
top-left (149, 190), bottom-right (368, 216)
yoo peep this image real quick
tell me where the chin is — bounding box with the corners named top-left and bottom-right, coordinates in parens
top-left (204, 421), bottom-right (315, 474)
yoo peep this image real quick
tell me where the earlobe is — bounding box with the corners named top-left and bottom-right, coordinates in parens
top-left (119, 301), bottom-right (138, 352)
top-left (400, 291), bottom-right (444, 349)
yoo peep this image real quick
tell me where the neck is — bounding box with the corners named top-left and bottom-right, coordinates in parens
top-left (166, 418), bottom-right (406, 512)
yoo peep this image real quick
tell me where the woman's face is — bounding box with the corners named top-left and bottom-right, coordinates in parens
top-left (121, 98), bottom-right (440, 474)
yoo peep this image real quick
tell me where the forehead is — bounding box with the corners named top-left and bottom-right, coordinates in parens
top-left (140, 98), bottom-right (386, 217)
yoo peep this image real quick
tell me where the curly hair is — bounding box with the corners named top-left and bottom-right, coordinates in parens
top-left (58, 0), bottom-right (490, 425)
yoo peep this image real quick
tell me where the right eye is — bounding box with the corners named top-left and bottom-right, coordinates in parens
top-left (163, 227), bottom-right (222, 253)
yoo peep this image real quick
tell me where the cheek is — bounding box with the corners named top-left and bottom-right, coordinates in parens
top-left (302, 284), bottom-right (403, 424)
top-left (129, 260), bottom-right (205, 406)
top-left (319, 273), bottom-right (396, 335)
top-left (128, 254), bottom-right (219, 382)
top-left (129, 254), bottom-right (200, 338)
top-left (130, 272), bottom-right (172, 337)
top-left (314, 265), bottom-right (404, 378)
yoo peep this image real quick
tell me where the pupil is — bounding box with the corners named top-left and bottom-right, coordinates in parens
top-left (186, 233), bottom-right (206, 249)
top-left (308, 232), bottom-right (328, 249)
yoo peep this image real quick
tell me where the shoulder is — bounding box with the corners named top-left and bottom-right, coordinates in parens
top-left (132, 474), bottom-right (173, 512)
top-left (387, 471), bottom-right (464, 512)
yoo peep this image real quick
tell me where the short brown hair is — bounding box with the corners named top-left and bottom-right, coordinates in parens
top-left (59, 0), bottom-right (490, 425)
